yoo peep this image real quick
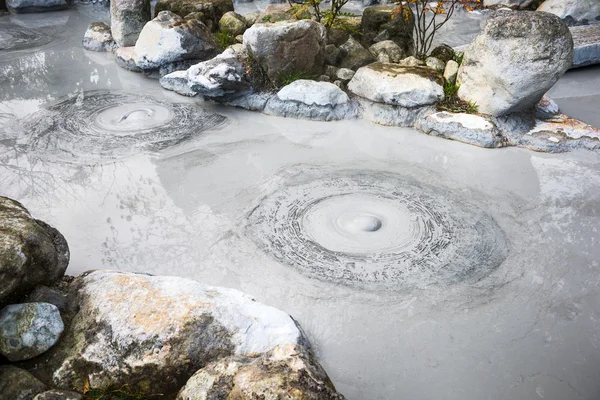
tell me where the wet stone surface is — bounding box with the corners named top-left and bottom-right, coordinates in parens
top-left (246, 168), bottom-right (509, 290)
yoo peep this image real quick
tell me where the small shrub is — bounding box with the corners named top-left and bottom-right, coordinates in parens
top-left (215, 31), bottom-right (236, 49)
top-left (438, 82), bottom-right (478, 114)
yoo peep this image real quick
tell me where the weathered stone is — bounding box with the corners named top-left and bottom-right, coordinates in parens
top-left (33, 390), bottom-right (83, 400)
top-left (0, 302), bottom-right (64, 361)
top-left (443, 60), bottom-right (459, 85)
top-left (535, 94), bottom-right (560, 119)
top-left (457, 11), bottom-right (573, 116)
top-left (243, 20), bottom-right (326, 85)
top-left (0, 366), bottom-right (48, 400)
top-left (358, 97), bottom-right (436, 127)
top-left (255, 4), bottom-right (303, 24)
top-left (41, 271), bottom-right (306, 397)
top-left (360, 5), bottom-right (414, 52)
top-left (483, 0), bottom-right (535, 10)
top-left (6, 0), bottom-right (69, 13)
top-left (243, 12), bottom-right (260, 27)
top-left (219, 11), bottom-right (247, 36)
top-left (416, 112), bottom-right (506, 148)
top-left (111, 0), bottom-right (151, 47)
top-left (134, 11), bottom-right (219, 70)
top-left (265, 80), bottom-right (358, 121)
top-left (326, 16), bottom-right (361, 46)
top-left (537, 0), bottom-right (600, 27)
top-left (399, 55), bottom-right (425, 67)
top-left (369, 40), bottom-right (405, 63)
top-left (325, 65), bottom-right (339, 79)
top-left (349, 63), bottom-right (445, 107)
top-left (182, 48), bottom-right (250, 99)
top-left (336, 67), bottom-right (355, 83)
top-left (325, 44), bottom-right (342, 66)
top-left (430, 44), bottom-right (455, 63)
top-left (28, 286), bottom-right (67, 312)
top-left (82, 22), bottom-right (116, 52)
top-left (0, 197), bottom-right (69, 308)
top-left (177, 344), bottom-right (345, 400)
top-left (319, 74), bottom-right (330, 82)
top-left (426, 56), bottom-right (445, 72)
top-left (159, 70), bottom-right (198, 96)
top-left (154, 0), bottom-right (234, 30)
top-left (115, 46), bottom-right (141, 72)
top-left (570, 24), bottom-right (600, 68)
top-left (339, 36), bottom-right (375, 71)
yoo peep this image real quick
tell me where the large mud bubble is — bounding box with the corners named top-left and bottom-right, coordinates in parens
top-left (246, 169), bottom-right (509, 290)
top-left (17, 90), bottom-right (227, 161)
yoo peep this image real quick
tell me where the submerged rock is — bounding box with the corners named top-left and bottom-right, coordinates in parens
top-left (82, 22), bottom-right (116, 52)
top-left (42, 270), bottom-right (307, 397)
top-left (0, 366), bottom-right (48, 400)
top-left (457, 11), bottom-right (573, 116)
top-left (349, 63), bottom-right (444, 108)
top-left (0, 197), bottom-right (69, 308)
top-left (537, 0), bottom-right (600, 27)
top-left (6, 0), bottom-right (70, 13)
top-left (177, 344), bottom-right (345, 399)
top-left (265, 80), bottom-right (358, 121)
top-left (243, 20), bottom-right (326, 85)
top-left (110, 0), bottom-right (151, 47)
top-left (134, 11), bottom-right (219, 70)
top-left (0, 302), bottom-right (64, 361)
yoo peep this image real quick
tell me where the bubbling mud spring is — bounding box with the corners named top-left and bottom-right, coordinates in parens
top-left (246, 168), bottom-right (509, 289)
top-left (17, 90), bottom-right (227, 161)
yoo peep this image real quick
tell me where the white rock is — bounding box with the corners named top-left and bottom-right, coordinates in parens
top-left (416, 112), bottom-right (504, 148)
top-left (443, 60), bottom-right (459, 85)
top-left (184, 49), bottom-right (250, 99)
top-left (277, 80), bottom-right (349, 107)
top-left (348, 63), bottom-right (444, 108)
top-left (537, 0), bottom-right (600, 26)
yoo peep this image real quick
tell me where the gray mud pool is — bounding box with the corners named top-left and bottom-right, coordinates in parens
top-left (2, 5), bottom-right (600, 400)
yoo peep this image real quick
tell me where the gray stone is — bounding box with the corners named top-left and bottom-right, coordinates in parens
top-left (425, 56), bottom-right (445, 72)
top-left (399, 55), bottom-right (425, 67)
top-left (40, 270), bottom-right (307, 397)
top-left (134, 11), bottom-right (219, 70)
top-left (416, 111), bottom-right (506, 148)
top-left (326, 16), bottom-right (361, 46)
top-left (243, 20), bottom-right (326, 85)
top-left (430, 44), bottom-right (455, 63)
top-left (6, 0), bottom-right (69, 13)
top-left (358, 97), bottom-right (436, 127)
top-left (177, 344), bottom-right (345, 400)
top-left (369, 40), bottom-right (405, 63)
top-left (457, 11), bottom-right (573, 116)
top-left (265, 80), bottom-right (358, 121)
top-left (243, 12), bottom-right (260, 27)
top-left (535, 94), bottom-right (560, 119)
top-left (0, 197), bottom-right (69, 308)
top-left (28, 286), bottom-right (67, 312)
top-left (349, 63), bottom-right (445, 107)
top-left (443, 60), bottom-right (459, 85)
top-left (339, 36), bottom-right (375, 71)
top-left (483, 0), bottom-right (535, 10)
top-left (111, 0), bottom-right (151, 47)
top-left (115, 46), bottom-right (141, 72)
top-left (325, 65), bottom-right (339, 79)
top-left (34, 390), bottom-right (83, 400)
top-left (82, 22), bottom-right (116, 53)
top-left (325, 44), bottom-right (342, 66)
top-left (154, 0), bottom-right (234, 30)
top-left (0, 302), bottom-right (64, 361)
top-left (360, 5), bottom-right (414, 52)
top-left (570, 24), bottom-right (600, 68)
top-left (335, 67), bottom-right (355, 83)
top-left (0, 366), bottom-right (48, 400)
top-left (318, 74), bottom-right (330, 82)
top-left (537, 0), bottom-right (600, 26)
top-left (159, 70), bottom-right (197, 96)
top-left (219, 11), bottom-right (247, 36)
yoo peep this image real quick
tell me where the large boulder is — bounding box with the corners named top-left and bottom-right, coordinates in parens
top-left (0, 197), bottom-right (69, 308)
top-left (348, 63), bottom-right (445, 107)
top-left (133, 11), bottom-right (219, 70)
top-left (483, 0), bottom-right (535, 9)
top-left (360, 5), bottom-right (414, 52)
top-left (154, 0), bottom-right (234, 31)
top-left (110, 0), bottom-right (151, 47)
top-left (162, 48), bottom-right (250, 99)
top-left (0, 302), bottom-right (64, 361)
top-left (40, 271), bottom-right (307, 397)
top-left (0, 366), bottom-right (48, 400)
top-left (538, 0), bottom-right (600, 26)
top-left (5, 0), bottom-right (69, 13)
top-left (457, 11), bottom-right (573, 116)
top-left (243, 20), bottom-right (326, 85)
top-left (177, 344), bottom-right (345, 399)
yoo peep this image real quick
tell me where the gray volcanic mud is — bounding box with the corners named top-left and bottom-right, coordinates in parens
top-left (0, 14), bottom-right (71, 58)
top-left (246, 167), bottom-right (508, 289)
top-left (19, 90), bottom-right (227, 161)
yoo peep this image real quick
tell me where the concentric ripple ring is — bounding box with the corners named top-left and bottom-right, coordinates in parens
top-left (22, 90), bottom-right (227, 161)
top-left (246, 170), bottom-right (509, 289)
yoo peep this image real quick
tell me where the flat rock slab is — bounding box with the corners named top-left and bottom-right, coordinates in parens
top-left (417, 112), bottom-right (506, 148)
top-left (570, 24), bottom-right (600, 68)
